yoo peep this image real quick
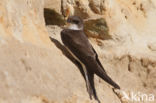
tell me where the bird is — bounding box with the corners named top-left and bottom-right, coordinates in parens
top-left (61, 16), bottom-right (120, 103)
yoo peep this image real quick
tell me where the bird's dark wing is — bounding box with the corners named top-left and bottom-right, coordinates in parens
top-left (61, 29), bottom-right (120, 89)
top-left (61, 29), bottom-right (96, 61)
top-left (61, 29), bottom-right (106, 72)
top-left (91, 46), bottom-right (106, 73)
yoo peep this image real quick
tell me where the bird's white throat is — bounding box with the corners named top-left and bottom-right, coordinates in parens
top-left (67, 24), bottom-right (83, 30)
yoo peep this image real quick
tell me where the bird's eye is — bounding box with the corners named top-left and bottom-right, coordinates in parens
top-left (73, 20), bottom-right (79, 24)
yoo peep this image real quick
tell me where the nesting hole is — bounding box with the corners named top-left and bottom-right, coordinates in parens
top-left (44, 8), bottom-right (65, 26)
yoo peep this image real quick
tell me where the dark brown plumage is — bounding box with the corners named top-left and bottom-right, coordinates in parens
top-left (61, 16), bottom-right (120, 103)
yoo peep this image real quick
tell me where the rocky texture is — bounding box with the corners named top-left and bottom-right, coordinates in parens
top-left (44, 0), bottom-right (61, 14)
top-left (0, 0), bottom-right (156, 103)
top-left (84, 18), bottom-right (111, 40)
top-left (0, 0), bottom-right (51, 46)
top-left (89, 0), bottom-right (105, 14)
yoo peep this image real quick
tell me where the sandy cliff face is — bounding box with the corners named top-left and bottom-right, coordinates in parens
top-left (0, 0), bottom-right (51, 46)
top-left (0, 0), bottom-right (156, 103)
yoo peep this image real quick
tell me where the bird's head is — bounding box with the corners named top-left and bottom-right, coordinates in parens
top-left (66, 16), bottom-right (83, 30)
